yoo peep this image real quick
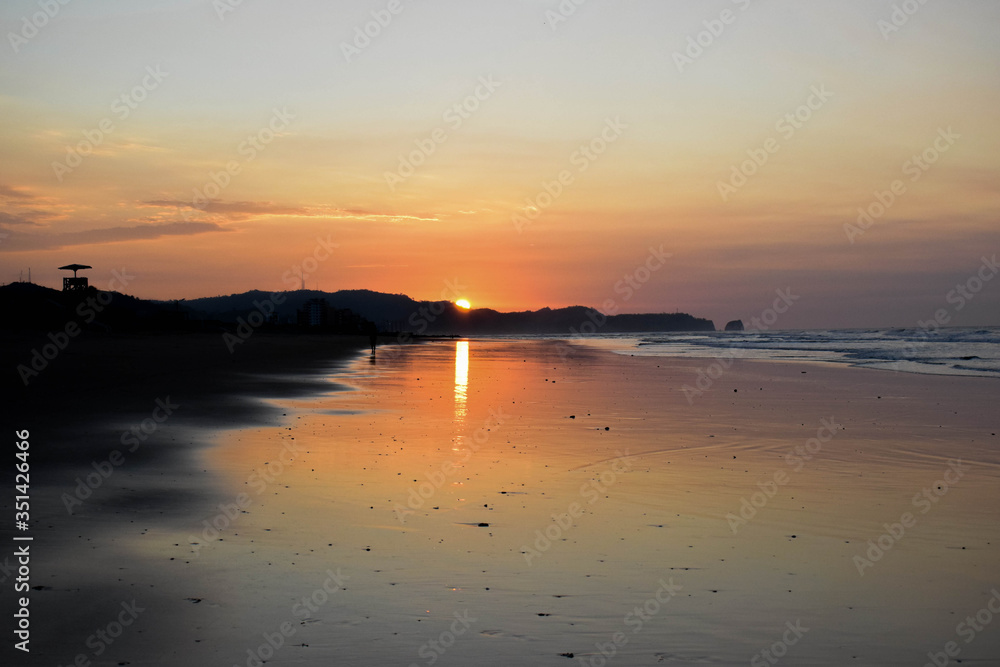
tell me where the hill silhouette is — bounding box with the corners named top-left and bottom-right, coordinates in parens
top-left (186, 289), bottom-right (715, 334)
top-left (1, 284), bottom-right (715, 335)
top-left (0, 281), bottom-right (190, 333)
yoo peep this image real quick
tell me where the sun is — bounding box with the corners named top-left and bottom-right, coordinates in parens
top-left (455, 299), bottom-right (471, 310)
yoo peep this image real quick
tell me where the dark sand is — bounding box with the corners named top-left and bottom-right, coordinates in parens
top-left (0, 332), bottom-right (369, 667)
top-left (2, 336), bottom-right (999, 666)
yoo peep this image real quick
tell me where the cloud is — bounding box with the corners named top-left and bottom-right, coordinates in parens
top-left (0, 184), bottom-right (35, 200)
top-left (0, 222), bottom-right (230, 252)
top-left (141, 199), bottom-right (440, 223)
top-left (0, 185), bottom-right (69, 226)
top-left (0, 212), bottom-right (42, 226)
top-left (142, 199), bottom-right (310, 218)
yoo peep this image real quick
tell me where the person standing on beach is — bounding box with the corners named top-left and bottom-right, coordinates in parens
top-left (367, 322), bottom-right (378, 355)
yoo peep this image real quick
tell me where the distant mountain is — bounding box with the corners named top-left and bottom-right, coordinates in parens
top-left (184, 289), bottom-right (715, 334)
top-left (184, 289), bottom-right (416, 328)
top-left (1, 283), bottom-right (715, 334)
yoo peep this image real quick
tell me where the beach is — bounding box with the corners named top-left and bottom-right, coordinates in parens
top-left (1, 332), bottom-right (369, 666)
top-left (3, 336), bottom-right (999, 666)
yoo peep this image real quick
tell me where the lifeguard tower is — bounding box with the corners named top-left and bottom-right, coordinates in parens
top-left (59, 263), bottom-right (92, 292)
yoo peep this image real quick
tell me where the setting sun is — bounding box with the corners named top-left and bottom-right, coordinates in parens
top-left (455, 299), bottom-right (471, 310)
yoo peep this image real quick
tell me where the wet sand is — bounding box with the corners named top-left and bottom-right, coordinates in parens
top-left (4, 337), bottom-right (999, 666)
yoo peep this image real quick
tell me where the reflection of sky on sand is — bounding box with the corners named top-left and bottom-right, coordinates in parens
top-left (192, 340), bottom-right (1000, 665)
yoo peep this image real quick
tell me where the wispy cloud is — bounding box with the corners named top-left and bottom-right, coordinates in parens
top-left (142, 199), bottom-right (311, 218)
top-left (0, 222), bottom-right (230, 252)
top-left (0, 212), bottom-right (43, 226)
top-left (0, 184), bottom-right (36, 200)
top-left (141, 199), bottom-right (440, 223)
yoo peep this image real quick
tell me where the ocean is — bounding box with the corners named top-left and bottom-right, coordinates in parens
top-left (541, 327), bottom-right (1000, 378)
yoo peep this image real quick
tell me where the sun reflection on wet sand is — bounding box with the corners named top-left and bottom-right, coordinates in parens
top-left (454, 340), bottom-right (469, 425)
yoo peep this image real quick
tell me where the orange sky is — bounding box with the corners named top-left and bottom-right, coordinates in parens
top-left (1, 0), bottom-right (998, 328)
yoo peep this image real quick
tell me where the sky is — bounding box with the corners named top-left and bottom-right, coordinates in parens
top-left (1, 0), bottom-right (998, 330)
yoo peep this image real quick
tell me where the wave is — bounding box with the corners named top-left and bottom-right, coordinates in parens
top-left (566, 327), bottom-right (1000, 378)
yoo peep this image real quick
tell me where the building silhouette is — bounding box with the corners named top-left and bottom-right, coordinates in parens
top-left (296, 298), bottom-right (366, 332)
top-left (59, 264), bottom-right (92, 292)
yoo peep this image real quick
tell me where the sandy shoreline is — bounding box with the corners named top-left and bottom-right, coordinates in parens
top-left (3, 336), bottom-right (999, 666)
